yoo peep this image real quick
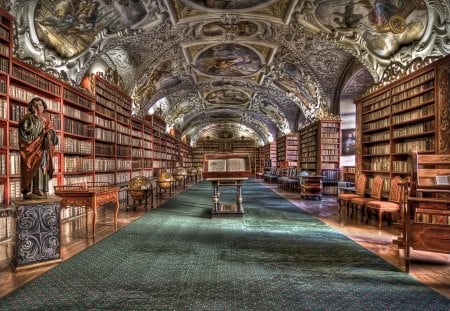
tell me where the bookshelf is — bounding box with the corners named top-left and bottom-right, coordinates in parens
top-left (355, 55), bottom-right (450, 194)
top-left (0, 61), bottom-right (191, 212)
top-left (298, 120), bottom-right (341, 195)
top-left (253, 146), bottom-right (264, 177)
top-left (342, 166), bottom-right (356, 184)
top-left (263, 142), bottom-right (277, 168)
top-left (276, 134), bottom-right (298, 168)
top-left (0, 7), bottom-right (12, 205)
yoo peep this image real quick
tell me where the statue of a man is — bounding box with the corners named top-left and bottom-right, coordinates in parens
top-left (19, 97), bottom-right (59, 199)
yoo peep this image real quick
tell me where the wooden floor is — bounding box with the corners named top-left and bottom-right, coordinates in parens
top-left (0, 179), bottom-right (449, 300)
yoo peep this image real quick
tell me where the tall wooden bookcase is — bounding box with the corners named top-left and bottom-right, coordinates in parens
top-left (263, 142), bottom-right (277, 168)
top-left (298, 120), bottom-right (341, 195)
top-left (355, 55), bottom-right (450, 192)
top-left (276, 134), bottom-right (298, 167)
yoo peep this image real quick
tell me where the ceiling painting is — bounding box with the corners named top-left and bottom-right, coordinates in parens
top-left (170, 0), bottom-right (294, 23)
top-left (312, 0), bottom-right (428, 59)
top-left (202, 21), bottom-right (258, 37)
top-left (183, 0), bottom-right (273, 11)
top-left (194, 43), bottom-right (263, 77)
top-left (273, 63), bottom-right (319, 111)
top-left (34, 0), bottom-right (146, 59)
top-left (203, 89), bottom-right (250, 106)
top-left (134, 60), bottom-right (181, 106)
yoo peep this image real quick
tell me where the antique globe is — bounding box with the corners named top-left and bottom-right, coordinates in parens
top-left (187, 167), bottom-right (197, 176)
top-left (156, 170), bottom-right (173, 189)
top-left (128, 176), bottom-right (152, 200)
top-left (173, 167), bottom-right (187, 181)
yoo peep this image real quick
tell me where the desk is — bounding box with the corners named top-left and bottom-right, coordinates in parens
top-left (54, 182), bottom-right (119, 238)
top-left (207, 178), bottom-right (248, 217)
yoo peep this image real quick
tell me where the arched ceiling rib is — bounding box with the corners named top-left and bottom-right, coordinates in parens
top-left (8, 0), bottom-right (450, 145)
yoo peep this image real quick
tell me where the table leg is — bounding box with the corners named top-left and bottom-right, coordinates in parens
top-left (114, 197), bottom-right (119, 230)
top-left (236, 184), bottom-right (243, 212)
top-left (212, 183), bottom-right (219, 213)
top-left (92, 208), bottom-right (97, 238)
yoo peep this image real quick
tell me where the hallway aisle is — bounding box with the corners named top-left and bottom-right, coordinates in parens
top-left (0, 179), bottom-right (448, 304)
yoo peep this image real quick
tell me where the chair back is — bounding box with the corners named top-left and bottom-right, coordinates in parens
top-left (370, 175), bottom-right (384, 200)
top-left (388, 176), bottom-right (404, 203)
top-left (355, 174), bottom-right (367, 196)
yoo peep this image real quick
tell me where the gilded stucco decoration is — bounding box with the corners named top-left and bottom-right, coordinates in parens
top-left (6, 0), bottom-right (450, 143)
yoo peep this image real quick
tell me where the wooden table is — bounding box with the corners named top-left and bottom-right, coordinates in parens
top-left (207, 177), bottom-right (248, 218)
top-left (54, 182), bottom-right (119, 238)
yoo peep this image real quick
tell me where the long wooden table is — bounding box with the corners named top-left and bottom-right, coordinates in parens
top-left (54, 182), bottom-right (119, 238)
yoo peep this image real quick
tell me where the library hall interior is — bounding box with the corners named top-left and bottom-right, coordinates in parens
top-left (0, 0), bottom-right (450, 310)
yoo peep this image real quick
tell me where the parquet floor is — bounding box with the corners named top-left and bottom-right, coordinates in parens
top-left (0, 179), bottom-right (448, 300)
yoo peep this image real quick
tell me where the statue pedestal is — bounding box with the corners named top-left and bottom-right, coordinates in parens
top-left (11, 197), bottom-right (62, 271)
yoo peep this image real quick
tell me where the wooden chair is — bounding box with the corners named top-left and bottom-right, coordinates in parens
top-left (349, 175), bottom-right (384, 222)
top-left (365, 176), bottom-right (405, 229)
top-left (338, 174), bottom-right (366, 217)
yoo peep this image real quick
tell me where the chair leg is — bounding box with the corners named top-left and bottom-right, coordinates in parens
top-left (378, 210), bottom-right (383, 229)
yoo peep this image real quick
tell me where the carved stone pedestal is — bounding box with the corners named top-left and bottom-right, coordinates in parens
top-left (11, 197), bottom-right (62, 271)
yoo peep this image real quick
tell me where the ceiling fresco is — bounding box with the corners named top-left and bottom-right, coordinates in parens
top-left (7, 0), bottom-right (450, 145)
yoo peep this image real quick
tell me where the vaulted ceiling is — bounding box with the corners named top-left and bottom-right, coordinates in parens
top-left (7, 0), bottom-right (450, 146)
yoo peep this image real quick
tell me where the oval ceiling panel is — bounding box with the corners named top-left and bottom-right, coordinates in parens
top-left (195, 44), bottom-right (263, 77)
top-left (202, 21), bottom-right (258, 36)
top-left (205, 89), bottom-right (249, 105)
top-left (183, 0), bottom-right (272, 10)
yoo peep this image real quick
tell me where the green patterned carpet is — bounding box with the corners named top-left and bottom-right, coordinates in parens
top-left (1, 180), bottom-right (449, 310)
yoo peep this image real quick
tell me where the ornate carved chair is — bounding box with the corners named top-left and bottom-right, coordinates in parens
top-left (338, 173), bottom-right (367, 217)
top-left (365, 176), bottom-right (405, 229)
top-left (349, 175), bottom-right (384, 222)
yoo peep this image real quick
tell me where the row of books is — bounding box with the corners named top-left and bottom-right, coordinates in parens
top-left (363, 118), bottom-right (390, 132)
top-left (0, 57), bottom-right (8, 73)
top-left (391, 104), bottom-right (434, 125)
top-left (321, 169), bottom-right (339, 182)
top-left (415, 208), bottom-right (450, 225)
top-left (12, 64), bottom-right (60, 95)
top-left (9, 85), bottom-right (61, 111)
top-left (362, 131), bottom-right (390, 143)
top-left (363, 144), bottom-right (390, 155)
top-left (64, 137), bottom-right (93, 154)
top-left (391, 91), bottom-right (434, 113)
top-left (63, 89), bottom-right (93, 110)
top-left (362, 106), bottom-right (391, 122)
top-left (63, 157), bottom-right (94, 173)
top-left (394, 138), bottom-right (435, 153)
top-left (391, 80), bottom-right (434, 102)
top-left (392, 120), bottom-right (434, 138)
top-left (361, 92), bottom-right (390, 111)
top-left (0, 42), bottom-right (9, 56)
top-left (363, 158), bottom-right (390, 172)
top-left (391, 71), bottom-right (434, 95)
top-left (64, 105), bottom-right (93, 122)
top-left (0, 26), bottom-right (9, 41)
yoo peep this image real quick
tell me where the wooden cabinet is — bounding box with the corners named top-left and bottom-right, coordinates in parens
top-left (356, 55), bottom-right (450, 194)
top-left (276, 134), bottom-right (298, 167)
top-left (300, 176), bottom-right (323, 200)
top-left (298, 120), bottom-right (340, 195)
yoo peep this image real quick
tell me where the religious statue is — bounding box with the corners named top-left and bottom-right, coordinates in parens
top-left (19, 97), bottom-right (59, 199)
